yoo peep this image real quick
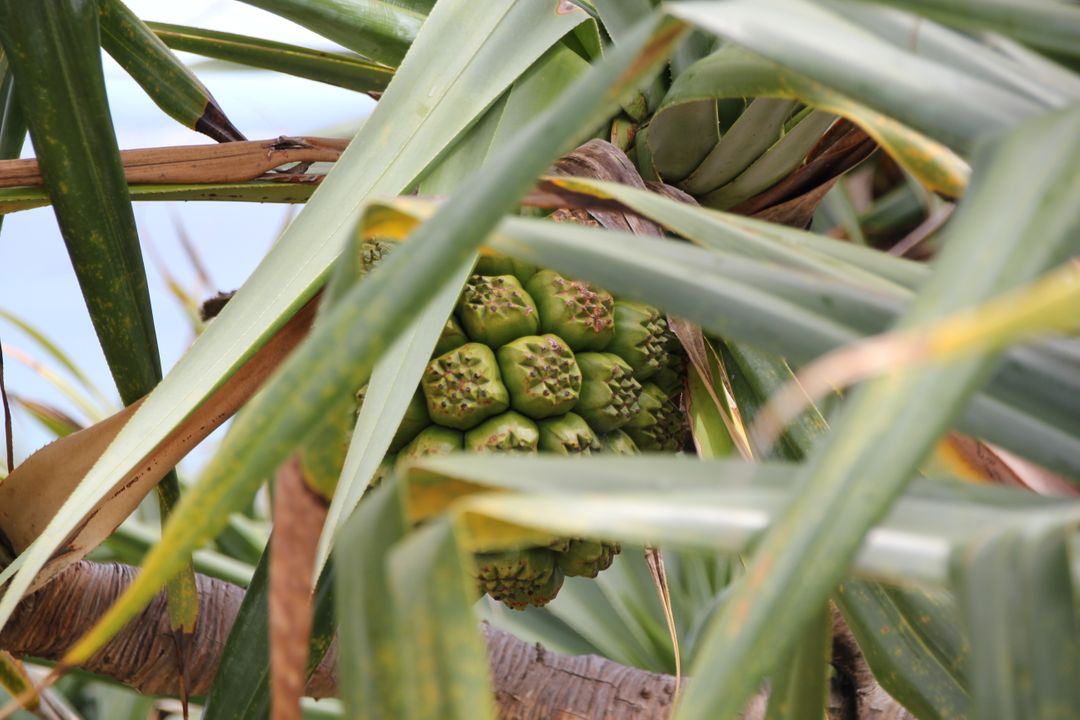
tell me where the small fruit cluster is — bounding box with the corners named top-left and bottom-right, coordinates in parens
top-left (365, 241), bottom-right (687, 608)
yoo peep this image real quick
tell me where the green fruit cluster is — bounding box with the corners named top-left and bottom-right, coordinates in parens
top-left (367, 242), bottom-right (688, 609)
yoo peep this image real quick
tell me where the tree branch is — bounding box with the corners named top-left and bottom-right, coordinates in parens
top-left (0, 561), bottom-right (913, 719)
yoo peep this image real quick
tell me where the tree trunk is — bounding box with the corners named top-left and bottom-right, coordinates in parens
top-left (0, 560), bottom-right (913, 719)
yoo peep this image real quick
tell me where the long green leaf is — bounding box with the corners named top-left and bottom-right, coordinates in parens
top-left (516, 178), bottom-right (1080, 479)
top-left (0, 0), bottom-right (595, 636)
top-left (318, 37), bottom-right (594, 576)
top-left (0, 51), bottom-right (26, 239)
top-left (238, 0), bottom-right (426, 67)
top-left (150, 22), bottom-right (394, 95)
top-left (0, 0), bottom-right (201, 649)
top-left (838, 582), bottom-right (968, 719)
top-left (0, 310), bottom-right (112, 415)
top-left (667, 0), bottom-right (1044, 154)
top-left (400, 455), bottom-right (1079, 587)
top-left (764, 606), bottom-right (830, 720)
top-left (819, 0), bottom-right (1080, 106)
top-left (654, 43), bottom-right (970, 195)
top-left (204, 223), bottom-right (364, 717)
top-left (336, 481), bottom-right (409, 717)
top-left (842, 0), bottom-right (1080, 62)
top-left (673, 104), bottom-right (1080, 720)
top-left (390, 517), bottom-right (493, 719)
top-left (201, 550), bottom-right (335, 719)
top-left (0, 0), bottom-right (161, 406)
top-left (60, 11), bottom-right (685, 665)
top-left (725, 340), bottom-right (969, 719)
top-left (952, 524), bottom-right (1080, 718)
top-left (99, 0), bottom-right (245, 142)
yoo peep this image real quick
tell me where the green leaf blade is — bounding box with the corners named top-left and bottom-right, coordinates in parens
top-left (49, 8), bottom-right (685, 666)
top-left (99, 0), bottom-right (245, 142)
top-left (0, 0), bottom-right (162, 405)
top-left (673, 103), bottom-right (1080, 720)
top-left (150, 22), bottom-right (394, 95)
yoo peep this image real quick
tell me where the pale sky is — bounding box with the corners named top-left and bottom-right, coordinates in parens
top-left (1, 1), bottom-right (375, 465)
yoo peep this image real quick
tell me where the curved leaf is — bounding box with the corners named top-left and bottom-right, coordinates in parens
top-left (99, 0), bottom-right (245, 142)
top-left (674, 102), bottom-right (1080, 720)
top-left (667, 0), bottom-right (1044, 154)
top-left (150, 22), bottom-right (394, 95)
top-left (238, 0), bottom-right (426, 67)
top-left (318, 36), bottom-right (595, 576)
top-left (521, 177), bottom-right (1080, 478)
top-left (0, 0), bottom-right (161, 405)
top-left (656, 44), bottom-right (970, 196)
top-left (845, 0), bottom-right (1080, 63)
top-left (0, 0), bottom-right (597, 639)
top-left (57, 11), bottom-right (684, 666)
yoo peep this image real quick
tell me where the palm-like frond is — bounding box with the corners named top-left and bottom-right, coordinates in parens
top-left (0, 0), bottom-right (1076, 718)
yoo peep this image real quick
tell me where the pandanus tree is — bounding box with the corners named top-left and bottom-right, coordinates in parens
top-left (0, 0), bottom-right (1079, 718)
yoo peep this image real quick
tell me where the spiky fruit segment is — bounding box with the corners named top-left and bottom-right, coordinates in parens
top-left (465, 411), bottom-right (540, 454)
top-left (538, 412), bottom-right (600, 455)
top-left (523, 566), bottom-right (564, 608)
top-left (497, 334), bottom-right (582, 419)
top-left (556, 539), bottom-right (620, 578)
top-left (574, 352), bottom-right (642, 432)
top-left (651, 349), bottom-right (686, 399)
top-left (474, 548), bottom-right (563, 610)
top-left (598, 429), bottom-right (640, 455)
top-left (625, 381), bottom-right (664, 429)
top-left (434, 315), bottom-right (468, 357)
top-left (360, 238), bottom-right (395, 273)
top-left (389, 388), bottom-right (431, 452)
top-left (421, 343), bottom-right (509, 430)
top-left (475, 253), bottom-right (537, 284)
top-left (457, 274), bottom-right (540, 349)
top-left (606, 301), bottom-right (669, 380)
top-left (398, 425), bottom-right (463, 460)
top-left (625, 383), bottom-right (686, 452)
top-left (525, 270), bottom-right (615, 351)
top-left (547, 538), bottom-right (571, 553)
top-left (651, 323), bottom-right (687, 397)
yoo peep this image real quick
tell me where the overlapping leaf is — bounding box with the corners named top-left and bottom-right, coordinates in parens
top-left (0, 0), bottom-right (596, 637)
top-left (317, 36), bottom-right (595, 576)
top-left (673, 103), bottom-right (1080, 720)
top-left (58, 11), bottom-right (686, 668)
top-left (99, 0), bottom-right (245, 142)
top-left (150, 22), bottom-right (394, 95)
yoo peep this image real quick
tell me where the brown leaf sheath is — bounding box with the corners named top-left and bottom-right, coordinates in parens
top-left (0, 296), bottom-right (319, 593)
top-left (0, 137), bottom-right (349, 189)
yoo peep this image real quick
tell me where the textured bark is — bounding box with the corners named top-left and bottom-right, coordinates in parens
top-left (484, 623), bottom-right (677, 719)
top-left (0, 561), bottom-right (914, 719)
top-left (0, 561), bottom-right (334, 699)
